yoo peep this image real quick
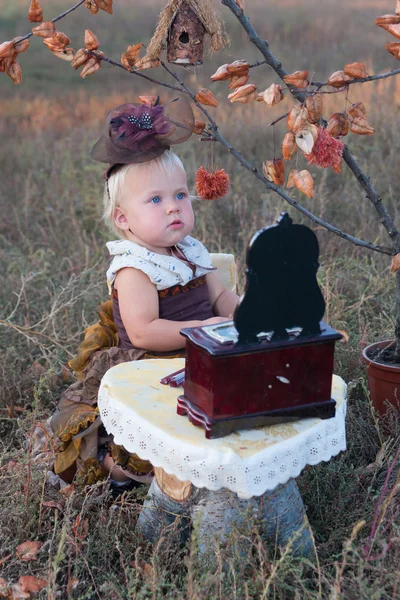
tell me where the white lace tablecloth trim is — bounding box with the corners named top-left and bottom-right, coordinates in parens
top-left (98, 361), bottom-right (347, 499)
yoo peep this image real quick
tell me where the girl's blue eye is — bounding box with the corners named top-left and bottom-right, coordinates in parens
top-left (151, 196), bottom-right (161, 204)
top-left (176, 192), bottom-right (185, 200)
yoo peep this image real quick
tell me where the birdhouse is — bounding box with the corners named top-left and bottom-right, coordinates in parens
top-left (167, 1), bottom-right (205, 66)
top-left (140, 0), bottom-right (227, 68)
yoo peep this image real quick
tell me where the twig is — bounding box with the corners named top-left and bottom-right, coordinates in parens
top-left (0, 320), bottom-right (75, 356)
top-left (311, 68), bottom-right (400, 88)
top-left (14, 0), bottom-right (86, 44)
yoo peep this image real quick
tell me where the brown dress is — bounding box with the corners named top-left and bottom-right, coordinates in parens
top-left (50, 274), bottom-right (215, 486)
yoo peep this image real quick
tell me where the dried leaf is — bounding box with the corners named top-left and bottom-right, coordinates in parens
top-left (0, 41), bottom-right (15, 59)
top-left (0, 554), bottom-right (12, 568)
top-left (286, 169), bottom-right (297, 188)
top-left (391, 253), bottom-right (400, 273)
top-left (228, 73), bottom-right (249, 89)
top-left (261, 83), bottom-right (284, 106)
top-left (18, 576), bottom-right (47, 593)
top-left (210, 64), bottom-right (230, 81)
top-left (397, 0), bottom-right (400, 16)
top-left (28, 0), bottom-right (43, 22)
top-left (43, 32), bottom-right (70, 51)
top-left (71, 48), bottom-right (89, 69)
top-left (327, 70), bottom-right (351, 88)
top-left (16, 541), bottom-right (41, 562)
top-left (6, 61), bottom-right (22, 85)
top-left (13, 37), bottom-right (30, 54)
top-left (305, 93), bottom-right (323, 124)
top-left (287, 104), bottom-right (309, 133)
top-left (344, 62), bottom-right (367, 79)
top-left (293, 169), bottom-right (314, 198)
top-left (135, 56), bottom-right (160, 70)
top-left (193, 120), bottom-right (206, 134)
top-left (262, 158), bottom-right (285, 185)
top-left (10, 584), bottom-right (30, 599)
top-left (295, 124), bottom-right (318, 153)
top-left (226, 59), bottom-right (250, 76)
top-left (227, 83), bottom-right (256, 103)
top-left (43, 500), bottom-right (64, 512)
top-left (326, 112), bottom-right (349, 137)
top-left (51, 47), bottom-right (74, 61)
top-left (121, 43), bottom-right (142, 69)
top-left (80, 56), bottom-right (101, 78)
top-left (0, 578), bottom-right (9, 598)
top-left (66, 579), bottom-right (79, 594)
top-left (84, 0), bottom-right (99, 14)
top-left (59, 483), bottom-right (76, 498)
top-left (282, 132), bottom-right (297, 160)
top-left (337, 329), bottom-right (349, 343)
top-left (385, 41), bottom-right (400, 59)
top-left (32, 21), bottom-right (55, 38)
top-left (98, 0), bottom-right (113, 14)
top-left (375, 14), bottom-right (400, 25)
top-left (196, 88), bottom-right (219, 107)
top-left (84, 29), bottom-right (100, 51)
top-left (235, 0), bottom-right (245, 9)
top-left (72, 515), bottom-right (89, 540)
top-left (283, 70), bottom-right (309, 89)
top-left (350, 116), bottom-right (374, 135)
top-left (348, 102), bottom-right (367, 118)
top-left (375, 22), bottom-right (400, 39)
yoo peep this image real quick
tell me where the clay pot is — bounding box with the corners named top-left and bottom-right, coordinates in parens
top-left (362, 340), bottom-right (400, 415)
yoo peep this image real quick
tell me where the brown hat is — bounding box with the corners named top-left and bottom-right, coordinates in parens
top-left (91, 96), bottom-right (194, 176)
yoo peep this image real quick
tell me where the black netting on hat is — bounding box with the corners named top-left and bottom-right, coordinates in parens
top-left (91, 96), bottom-right (194, 167)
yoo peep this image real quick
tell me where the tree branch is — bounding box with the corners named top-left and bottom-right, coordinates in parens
top-left (14, 0), bottom-right (86, 44)
top-left (221, 0), bottom-right (400, 253)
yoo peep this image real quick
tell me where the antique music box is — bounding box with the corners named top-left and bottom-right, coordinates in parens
top-left (177, 213), bottom-right (342, 439)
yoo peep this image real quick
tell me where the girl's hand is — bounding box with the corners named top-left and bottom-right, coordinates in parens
top-left (202, 316), bottom-right (231, 326)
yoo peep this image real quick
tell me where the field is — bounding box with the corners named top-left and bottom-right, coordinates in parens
top-left (1, 0), bottom-right (400, 597)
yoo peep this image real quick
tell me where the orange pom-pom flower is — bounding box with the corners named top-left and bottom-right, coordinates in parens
top-left (195, 166), bottom-right (230, 200)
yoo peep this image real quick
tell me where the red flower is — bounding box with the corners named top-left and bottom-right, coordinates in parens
top-left (195, 166), bottom-right (230, 200)
top-left (304, 126), bottom-right (344, 173)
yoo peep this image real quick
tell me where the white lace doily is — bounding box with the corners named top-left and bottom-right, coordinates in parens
top-left (98, 359), bottom-right (347, 499)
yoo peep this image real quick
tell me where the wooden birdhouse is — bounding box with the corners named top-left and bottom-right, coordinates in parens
top-left (140, 0), bottom-right (227, 68)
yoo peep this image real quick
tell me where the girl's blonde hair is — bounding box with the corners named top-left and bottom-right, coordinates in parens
top-left (103, 150), bottom-right (188, 239)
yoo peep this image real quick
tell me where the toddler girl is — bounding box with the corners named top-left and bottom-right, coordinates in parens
top-left (50, 96), bottom-right (238, 489)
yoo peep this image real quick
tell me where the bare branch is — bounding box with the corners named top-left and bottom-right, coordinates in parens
top-left (311, 68), bottom-right (400, 88)
top-left (14, 0), bottom-right (86, 44)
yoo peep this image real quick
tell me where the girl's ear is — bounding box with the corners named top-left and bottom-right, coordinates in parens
top-left (114, 207), bottom-right (129, 231)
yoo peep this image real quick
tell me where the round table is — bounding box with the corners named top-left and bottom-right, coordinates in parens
top-left (98, 358), bottom-right (347, 499)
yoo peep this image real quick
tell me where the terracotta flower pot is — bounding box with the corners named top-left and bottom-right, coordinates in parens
top-left (362, 340), bottom-right (400, 415)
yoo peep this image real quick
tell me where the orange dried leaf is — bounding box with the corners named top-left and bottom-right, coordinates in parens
top-left (121, 43), bottom-right (142, 69)
top-left (84, 29), bottom-right (100, 51)
top-left (51, 47), bottom-right (74, 61)
top-left (226, 59), bottom-right (250, 76)
top-left (385, 41), bottom-right (400, 59)
top-left (391, 253), bottom-right (400, 273)
top-left (6, 61), bottom-right (22, 85)
top-left (18, 576), bottom-right (48, 593)
top-left (282, 132), bottom-right (297, 160)
top-left (337, 329), bottom-right (349, 343)
top-left (98, 0), bottom-right (113, 14)
top-left (287, 104), bottom-right (309, 133)
top-left (262, 158), bottom-right (285, 186)
top-left (348, 102), bottom-right (367, 118)
top-left (13, 37), bottom-right (30, 53)
top-left (193, 120), bottom-right (206, 135)
top-left (327, 70), bottom-right (351, 88)
top-left (350, 116), bottom-right (374, 135)
top-left (10, 583), bottom-right (30, 599)
top-left (286, 169), bottom-right (298, 188)
top-left (375, 14), bottom-right (400, 25)
top-left (326, 112), bottom-right (349, 137)
top-left (376, 22), bottom-right (400, 39)
top-left (228, 73), bottom-right (249, 89)
top-left (210, 63), bottom-right (230, 81)
top-left (73, 515), bottom-right (89, 540)
top-left (28, 0), bottom-right (43, 22)
top-left (196, 88), bottom-right (219, 107)
top-left (16, 541), bottom-right (41, 562)
top-left (293, 169), bottom-right (314, 198)
top-left (261, 83), bottom-right (284, 106)
top-left (32, 21), bottom-right (55, 38)
top-left (84, 0), bottom-right (99, 14)
top-left (344, 62), bottom-right (367, 79)
top-left (71, 48), bottom-right (89, 69)
top-left (138, 95), bottom-right (158, 106)
top-left (305, 93), bottom-right (323, 124)
top-left (227, 83), bottom-right (256, 103)
top-left (283, 70), bottom-right (309, 89)
top-left (80, 56), bottom-right (101, 78)
top-left (0, 41), bottom-right (15, 58)
top-left (135, 56), bottom-right (160, 70)
top-left (43, 32), bottom-right (70, 51)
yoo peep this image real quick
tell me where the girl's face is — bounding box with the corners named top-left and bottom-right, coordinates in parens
top-left (114, 162), bottom-right (195, 254)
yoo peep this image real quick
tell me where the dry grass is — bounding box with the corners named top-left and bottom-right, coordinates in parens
top-left (1, 0), bottom-right (400, 597)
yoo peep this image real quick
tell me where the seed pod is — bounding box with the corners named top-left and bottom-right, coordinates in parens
top-left (305, 93), bottom-right (323, 124)
top-left (375, 14), bottom-right (400, 25)
top-left (135, 56), bottom-right (160, 70)
top-left (84, 0), bottom-right (99, 14)
top-left (287, 104), bottom-right (309, 133)
top-left (13, 37), bottom-right (30, 53)
top-left (327, 70), bottom-right (351, 88)
top-left (228, 73), bottom-right (249, 89)
top-left (71, 48), bottom-right (90, 69)
top-left (138, 95), bottom-right (158, 106)
top-left (375, 22), bottom-right (400, 39)
top-left (262, 158), bottom-right (285, 186)
top-left (28, 0), bottom-right (43, 22)
top-left (261, 83), bottom-right (284, 106)
top-left (196, 88), bottom-right (219, 107)
top-left (295, 125), bottom-right (318, 153)
top-left (80, 56), bottom-right (101, 78)
top-left (6, 61), bottom-right (22, 84)
top-left (348, 102), bottom-right (367, 118)
top-left (98, 0), bottom-right (113, 14)
top-left (210, 64), bottom-right (230, 81)
top-left (326, 112), bottom-right (349, 137)
top-left (51, 47), bottom-right (74, 61)
top-left (286, 169), bottom-right (297, 188)
top-left (283, 70), bottom-right (309, 89)
top-left (84, 29), bottom-right (100, 51)
top-left (226, 60), bottom-right (250, 76)
top-left (227, 83), bottom-right (256, 103)
top-left (121, 43), bottom-right (142, 69)
top-left (293, 169), bottom-right (314, 198)
top-left (344, 62), bottom-right (367, 79)
top-left (193, 120), bottom-right (206, 135)
top-left (350, 116), bottom-right (374, 135)
top-left (0, 41), bottom-right (15, 58)
top-left (282, 132), bottom-right (297, 160)
top-left (385, 41), bottom-right (400, 59)
top-left (43, 32), bottom-right (71, 52)
top-left (32, 21), bottom-right (55, 38)
top-left (390, 253), bottom-right (400, 273)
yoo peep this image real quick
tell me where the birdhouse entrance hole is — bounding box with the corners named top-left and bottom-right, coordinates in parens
top-left (179, 31), bottom-right (189, 44)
